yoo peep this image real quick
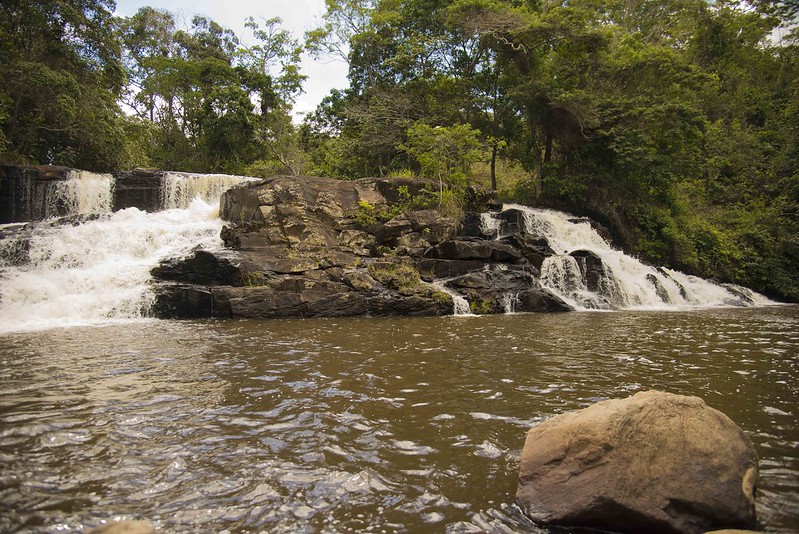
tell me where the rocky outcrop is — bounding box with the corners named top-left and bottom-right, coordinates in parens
top-left (112, 168), bottom-right (163, 212)
top-left (516, 390), bottom-right (759, 534)
top-left (151, 175), bottom-right (575, 319)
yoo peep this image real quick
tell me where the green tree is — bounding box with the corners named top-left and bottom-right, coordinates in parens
top-left (0, 0), bottom-right (126, 170)
top-left (119, 9), bottom-right (305, 174)
top-left (402, 121), bottom-right (483, 196)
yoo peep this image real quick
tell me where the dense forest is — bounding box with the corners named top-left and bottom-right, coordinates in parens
top-left (1, 0), bottom-right (797, 301)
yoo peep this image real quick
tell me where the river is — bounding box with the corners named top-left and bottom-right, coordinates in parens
top-left (1, 307), bottom-right (796, 533)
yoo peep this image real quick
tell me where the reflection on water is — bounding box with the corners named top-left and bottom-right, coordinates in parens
top-left (0, 307), bottom-right (797, 533)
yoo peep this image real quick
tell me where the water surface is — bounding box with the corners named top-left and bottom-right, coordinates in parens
top-left (1, 307), bottom-right (797, 532)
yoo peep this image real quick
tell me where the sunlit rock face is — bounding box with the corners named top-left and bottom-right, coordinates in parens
top-left (516, 390), bottom-right (759, 534)
top-left (153, 176), bottom-right (462, 319)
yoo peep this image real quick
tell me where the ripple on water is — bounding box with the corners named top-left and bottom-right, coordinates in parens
top-left (0, 308), bottom-right (797, 532)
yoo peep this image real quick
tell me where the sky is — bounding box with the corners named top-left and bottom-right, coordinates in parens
top-left (114, 0), bottom-right (350, 119)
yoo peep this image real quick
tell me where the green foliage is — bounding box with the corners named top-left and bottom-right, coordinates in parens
top-left (402, 122), bottom-right (483, 182)
top-left (118, 8), bottom-right (304, 174)
top-left (367, 262), bottom-right (423, 292)
top-left (355, 200), bottom-right (379, 228)
top-left (0, 0), bottom-right (126, 169)
top-left (469, 298), bottom-right (492, 315)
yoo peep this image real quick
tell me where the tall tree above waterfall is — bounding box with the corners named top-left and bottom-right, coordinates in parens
top-left (0, 0), bottom-right (126, 170)
top-left (119, 8), bottom-right (306, 174)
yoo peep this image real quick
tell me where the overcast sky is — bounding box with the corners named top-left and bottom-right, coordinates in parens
top-left (114, 0), bottom-right (349, 119)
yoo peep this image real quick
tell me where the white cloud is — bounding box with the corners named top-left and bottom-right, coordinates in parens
top-left (115, 0), bottom-right (349, 119)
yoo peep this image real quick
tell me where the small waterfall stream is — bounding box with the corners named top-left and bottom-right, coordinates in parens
top-left (484, 204), bottom-right (772, 310)
top-left (432, 280), bottom-right (473, 316)
top-left (0, 172), bottom-right (255, 332)
top-left (161, 172), bottom-right (260, 209)
top-left (15, 170), bottom-right (114, 220)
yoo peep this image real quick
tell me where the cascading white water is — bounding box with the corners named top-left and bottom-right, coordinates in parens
top-left (500, 292), bottom-right (520, 314)
top-left (431, 280), bottom-right (473, 315)
top-left (487, 204), bottom-right (772, 310)
top-left (18, 170), bottom-right (114, 220)
top-left (58, 170), bottom-right (115, 216)
top-left (0, 200), bottom-right (225, 333)
top-left (161, 172), bottom-right (259, 209)
top-left (0, 172), bottom-right (260, 333)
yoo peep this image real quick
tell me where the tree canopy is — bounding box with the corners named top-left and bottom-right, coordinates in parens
top-left (0, 0), bottom-right (797, 300)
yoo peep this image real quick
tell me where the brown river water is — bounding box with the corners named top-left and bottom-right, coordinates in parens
top-left (0, 306), bottom-right (797, 533)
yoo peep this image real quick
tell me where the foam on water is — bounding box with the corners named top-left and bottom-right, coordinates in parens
top-left (0, 199), bottom-right (224, 333)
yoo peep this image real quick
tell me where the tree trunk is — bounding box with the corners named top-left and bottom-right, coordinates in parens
top-left (490, 142), bottom-right (498, 191)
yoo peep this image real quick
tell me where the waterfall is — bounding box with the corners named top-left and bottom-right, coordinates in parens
top-left (500, 292), bottom-right (520, 314)
top-left (0, 200), bottom-right (225, 333)
top-left (487, 205), bottom-right (772, 310)
top-left (0, 171), bottom-right (260, 332)
top-left (161, 172), bottom-right (259, 210)
top-left (432, 280), bottom-right (473, 315)
top-left (16, 170), bottom-right (114, 220)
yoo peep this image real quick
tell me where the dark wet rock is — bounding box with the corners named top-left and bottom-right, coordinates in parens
top-left (217, 276), bottom-right (452, 319)
top-left (113, 169), bottom-right (164, 212)
top-left (569, 249), bottom-right (626, 307)
top-left (569, 249), bottom-right (606, 291)
top-left (425, 239), bottom-right (492, 261)
top-left (516, 390), bottom-right (759, 534)
top-left (0, 223), bottom-right (32, 266)
top-left (464, 185), bottom-right (503, 213)
top-left (416, 258), bottom-right (485, 280)
top-left (461, 213), bottom-right (497, 239)
top-left (374, 214), bottom-right (413, 246)
top-left (406, 209), bottom-right (457, 245)
top-left (445, 265), bottom-right (537, 314)
top-left (720, 284), bottom-right (756, 306)
top-left (499, 234), bottom-right (554, 270)
top-left (151, 250), bottom-right (242, 286)
top-left (647, 273), bottom-right (672, 303)
top-left (496, 208), bottom-right (527, 236)
top-left (658, 267), bottom-right (689, 300)
top-left (515, 287), bottom-right (573, 312)
top-left (425, 238), bottom-right (522, 262)
top-left (151, 285), bottom-right (232, 319)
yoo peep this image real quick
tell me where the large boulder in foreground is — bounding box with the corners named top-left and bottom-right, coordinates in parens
top-left (516, 390), bottom-right (758, 534)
